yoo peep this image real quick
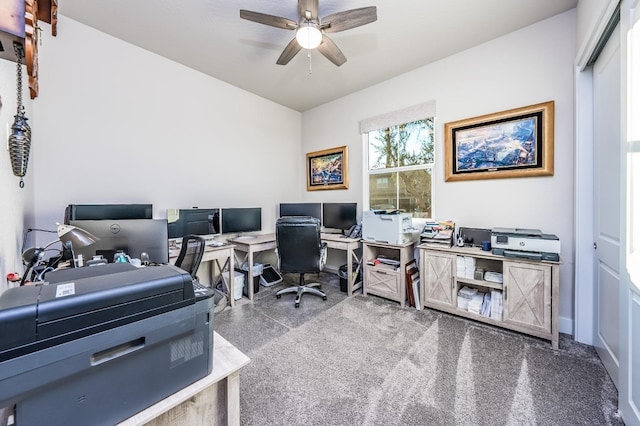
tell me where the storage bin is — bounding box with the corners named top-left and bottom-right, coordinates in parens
top-left (222, 270), bottom-right (245, 300)
top-left (338, 263), bottom-right (361, 293)
top-left (235, 268), bottom-right (260, 296)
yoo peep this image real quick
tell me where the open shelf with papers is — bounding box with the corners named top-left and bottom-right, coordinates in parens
top-left (418, 244), bottom-right (560, 349)
top-left (456, 277), bottom-right (503, 290)
top-left (362, 240), bottom-right (415, 307)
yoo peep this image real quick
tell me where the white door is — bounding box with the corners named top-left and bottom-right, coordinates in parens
top-left (619, 0), bottom-right (640, 423)
top-left (593, 24), bottom-right (621, 388)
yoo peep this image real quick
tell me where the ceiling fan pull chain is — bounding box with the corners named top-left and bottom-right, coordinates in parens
top-left (307, 49), bottom-right (312, 74)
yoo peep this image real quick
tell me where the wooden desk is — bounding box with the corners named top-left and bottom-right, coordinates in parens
top-left (230, 233), bottom-right (363, 300)
top-left (228, 234), bottom-right (277, 302)
top-left (320, 233), bottom-right (363, 296)
top-left (170, 244), bottom-right (236, 307)
top-left (119, 333), bottom-right (250, 426)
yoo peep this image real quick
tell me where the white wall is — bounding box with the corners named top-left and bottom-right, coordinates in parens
top-left (301, 11), bottom-right (577, 332)
top-left (31, 16), bottom-right (302, 244)
top-left (0, 58), bottom-right (34, 291)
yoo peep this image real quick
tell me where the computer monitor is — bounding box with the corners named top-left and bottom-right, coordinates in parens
top-left (322, 202), bottom-right (357, 232)
top-left (167, 208), bottom-right (220, 240)
top-left (70, 219), bottom-right (169, 264)
top-left (220, 208), bottom-right (262, 235)
top-left (64, 204), bottom-right (153, 224)
top-left (279, 203), bottom-right (322, 221)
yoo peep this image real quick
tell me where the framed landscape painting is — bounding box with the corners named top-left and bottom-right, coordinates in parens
top-left (307, 146), bottom-right (348, 191)
top-left (444, 101), bottom-right (554, 181)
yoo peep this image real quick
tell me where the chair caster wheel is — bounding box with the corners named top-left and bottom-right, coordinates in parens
top-left (276, 294), bottom-right (281, 299)
top-left (295, 303), bottom-right (300, 308)
top-left (322, 296), bottom-right (327, 301)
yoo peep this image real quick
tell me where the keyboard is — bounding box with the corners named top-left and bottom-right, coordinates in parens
top-left (206, 240), bottom-right (224, 247)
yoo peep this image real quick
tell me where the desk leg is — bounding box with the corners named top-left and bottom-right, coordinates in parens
top-left (346, 251), bottom-right (354, 297)
top-left (228, 249), bottom-right (235, 307)
top-left (226, 371), bottom-right (241, 426)
top-left (346, 246), bottom-right (362, 296)
top-left (247, 250), bottom-right (254, 302)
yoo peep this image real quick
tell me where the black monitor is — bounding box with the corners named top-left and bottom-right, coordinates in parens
top-left (322, 202), bottom-right (357, 231)
top-left (221, 208), bottom-right (262, 235)
top-left (167, 208), bottom-right (220, 239)
top-left (279, 203), bottom-right (322, 221)
top-left (64, 204), bottom-right (153, 224)
top-left (70, 219), bottom-right (169, 264)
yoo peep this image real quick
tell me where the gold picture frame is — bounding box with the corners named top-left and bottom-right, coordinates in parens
top-left (444, 101), bottom-right (554, 182)
top-left (306, 146), bottom-right (348, 191)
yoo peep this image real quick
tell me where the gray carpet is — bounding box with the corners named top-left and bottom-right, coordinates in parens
top-left (215, 275), bottom-right (623, 426)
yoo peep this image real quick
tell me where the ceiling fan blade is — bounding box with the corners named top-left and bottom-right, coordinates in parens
top-left (298, 0), bottom-right (319, 21)
top-left (240, 10), bottom-right (297, 30)
top-left (277, 37), bottom-right (303, 65)
top-left (321, 6), bottom-right (377, 33)
top-left (317, 35), bottom-right (347, 66)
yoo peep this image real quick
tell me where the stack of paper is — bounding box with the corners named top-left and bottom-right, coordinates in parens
top-left (468, 292), bottom-right (484, 315)
top-left (456, 256), bottom-right (466, 277)
top-left (464, 257), bottom-right (475, 279)
top-left (457, 286), bottom-right (478, 310)
top-left (420, 220), bottom-right (455, 247)
top-left (456, 256), bottom-right (476, 279)
top-left (490, 289), bottom-right (503, 320)
top-left (484, 271), bottom-right (504, 283)
top-left (481, 292), bottom-right (492, 317)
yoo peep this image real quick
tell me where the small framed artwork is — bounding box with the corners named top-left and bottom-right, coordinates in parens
top-left (444, 101), bottom-right (554, 182)
top-left (306, 146), bottom-right (348, 191)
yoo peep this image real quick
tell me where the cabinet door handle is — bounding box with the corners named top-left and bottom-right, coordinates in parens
top-left (504, 286), bottom-right (507, 300)
top-left (452, 276), bottom-right (455, 289)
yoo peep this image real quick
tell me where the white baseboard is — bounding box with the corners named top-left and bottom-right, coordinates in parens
top-left (558, 316), bottom-right (574, 336)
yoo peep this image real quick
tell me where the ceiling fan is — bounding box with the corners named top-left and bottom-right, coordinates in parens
top-left (240, 0), bottom-right (377, 66)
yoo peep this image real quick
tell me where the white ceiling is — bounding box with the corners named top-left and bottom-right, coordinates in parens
top-left (59, 0), bottom-right (578, 112)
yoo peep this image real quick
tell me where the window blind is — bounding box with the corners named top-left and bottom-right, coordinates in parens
top-left (359, 101), bottom-right (436, 134)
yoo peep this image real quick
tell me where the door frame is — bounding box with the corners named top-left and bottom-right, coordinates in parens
top-left (574, 0), bottom-right (621, 345)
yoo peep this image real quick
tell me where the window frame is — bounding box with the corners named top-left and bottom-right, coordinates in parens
top-left (363, 118), bottom-right (435, 219)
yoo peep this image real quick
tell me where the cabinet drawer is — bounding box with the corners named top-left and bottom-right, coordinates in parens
top-left (365, 268), bottom-right (401, 301)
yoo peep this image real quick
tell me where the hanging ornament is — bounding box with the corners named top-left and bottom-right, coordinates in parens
top-left (8, 43), bottom-right (32, 188)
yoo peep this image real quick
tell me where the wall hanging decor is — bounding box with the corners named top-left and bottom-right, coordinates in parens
top-left (306, 146), bottom-right (348, 191)
top-left (8, 42), bottom-right (32, 188)
top-left (444, 101), bottom-right (554, 182)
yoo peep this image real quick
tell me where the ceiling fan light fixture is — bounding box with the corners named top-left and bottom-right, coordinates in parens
top-left (296, 24), bottom-right (322, 49)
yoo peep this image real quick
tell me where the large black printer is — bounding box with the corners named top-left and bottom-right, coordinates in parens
top-left (0, 263), bottom-right (214, 426)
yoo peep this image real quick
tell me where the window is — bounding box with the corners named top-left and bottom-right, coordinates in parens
top-left (365, 117), bottom-right (435, 218)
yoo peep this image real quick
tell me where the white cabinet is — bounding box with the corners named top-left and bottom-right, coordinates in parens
top-left (419, 245), bottom-right (560, 349)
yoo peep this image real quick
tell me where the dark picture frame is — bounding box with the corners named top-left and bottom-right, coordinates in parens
top-left (306, 146), bottom-right (348, 191)
top-left (444, 101), bottom-right (554, 181)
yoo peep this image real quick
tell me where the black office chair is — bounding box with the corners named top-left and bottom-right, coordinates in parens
top-left (275, 216), bottom-right (327, 308)
top-left (174, 234), bottom-right (206, 280)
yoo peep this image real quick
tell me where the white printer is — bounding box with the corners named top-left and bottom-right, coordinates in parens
top-left (491, 227), bottom-right (561, 261)
top-left (362, 211), bottom-right (420, 245)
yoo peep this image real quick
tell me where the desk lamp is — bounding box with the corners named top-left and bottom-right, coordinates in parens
top-left (21, 223), bottom-right (99, 285)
